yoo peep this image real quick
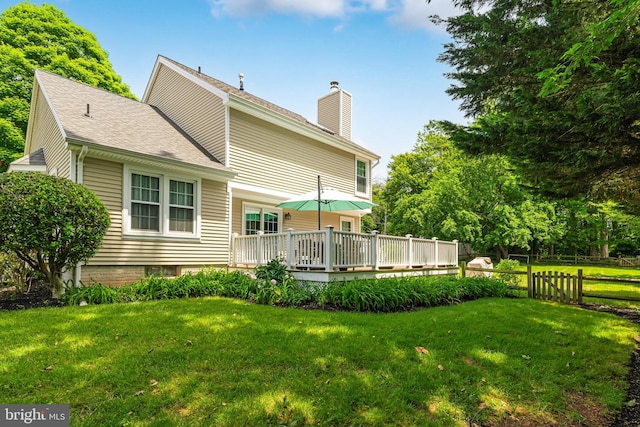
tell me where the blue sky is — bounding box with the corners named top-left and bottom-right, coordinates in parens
top-left (1, 0), bottom-right (468, 181)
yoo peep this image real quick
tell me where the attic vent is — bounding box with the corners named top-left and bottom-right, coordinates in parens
top-left (330, 81), bottom-right (339, 91)
top-left (84, 104), bottom-right (91, 118)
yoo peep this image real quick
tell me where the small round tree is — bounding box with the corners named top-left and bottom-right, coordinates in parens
top-left (0, 172), bottom-right (110, 293)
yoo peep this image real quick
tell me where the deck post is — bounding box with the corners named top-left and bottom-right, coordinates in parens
top-left (286, 228), bottom-right (295, 269)
top-left (231, 233), bottom-right (238, 267)
top-left (432, 237), bottom-right (438, 267)
top-left (453, 240), bottom-right (459, 267)
top-left (406, 234), bottom-right (413, 268)
top-left (325, 225), bottom-right (334, 272)
top-left (371, 231), bottom-right (379, 270)
top-left (256, 231), bottom-right (264, 267)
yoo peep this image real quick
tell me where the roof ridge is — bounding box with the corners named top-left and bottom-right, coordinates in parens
top-left (156, 55), bottom-right (379, 159)
top-left (35, 69), bottom-right (141, 104)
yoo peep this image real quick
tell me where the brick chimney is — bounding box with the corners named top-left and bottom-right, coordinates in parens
top-left (317, 81), bottom-right (352, 140)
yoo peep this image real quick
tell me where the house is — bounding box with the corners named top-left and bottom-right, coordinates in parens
top-left (11, 55), bottom-right (381, 285)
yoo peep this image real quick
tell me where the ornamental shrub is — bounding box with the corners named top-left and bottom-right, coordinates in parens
top-left (0, 172), bottom-right (110, 293)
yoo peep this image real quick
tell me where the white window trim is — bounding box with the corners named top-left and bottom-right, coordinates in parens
top-left (241, 202), bottom-right (283, 235)
top-left (340, 216), bottom-right (355, 233)
top-left (123, 165), bottom-right (201, 240)
top-left (355, 158), bottom-right (369, 197)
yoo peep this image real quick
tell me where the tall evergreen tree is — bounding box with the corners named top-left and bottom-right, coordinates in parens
top-left (0, 2), bottom-right (135, 171)
top-left (435, 0), bottom-right (640, 208)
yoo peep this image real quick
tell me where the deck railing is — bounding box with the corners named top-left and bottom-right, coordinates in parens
top-left (231, 226), bottom-right (459, 272)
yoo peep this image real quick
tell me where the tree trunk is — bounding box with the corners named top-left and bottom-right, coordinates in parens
top-left (496, 244), bottom-right (508, 261)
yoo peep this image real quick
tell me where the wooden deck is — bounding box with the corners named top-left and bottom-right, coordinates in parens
top-left (231, 226), bottom-right (459, 282)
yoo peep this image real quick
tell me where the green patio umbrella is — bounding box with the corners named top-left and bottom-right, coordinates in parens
top-left (276, 176), bottom-right (375, 229)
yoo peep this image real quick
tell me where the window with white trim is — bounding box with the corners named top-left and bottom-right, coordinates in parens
top-left (340, 216), bottom-right (355, 232)
top-left (356, 159), bottom-right (368, 195)
top-left (124, 167), bottom-right (200, 238)
top-left (243, 204), bottom-right (282, 235)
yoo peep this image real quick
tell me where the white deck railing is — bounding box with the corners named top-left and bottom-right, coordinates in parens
top-left (231, 226), bottom-right (458, 272)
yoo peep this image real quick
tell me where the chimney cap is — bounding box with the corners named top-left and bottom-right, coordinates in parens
top-left (330, 81), bottom-right (339, 91)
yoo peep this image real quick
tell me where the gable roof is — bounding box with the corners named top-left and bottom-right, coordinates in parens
top-left (147, 56), bottom-right (380, 161)
top-left (33, 69), bottom-right (234, 177)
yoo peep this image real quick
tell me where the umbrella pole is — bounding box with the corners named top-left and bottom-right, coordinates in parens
top-left (317, 175), bottom-right (321, 230)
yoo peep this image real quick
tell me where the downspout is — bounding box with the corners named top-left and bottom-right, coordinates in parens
top-left (77, 145), bottom-right (89, 184)
top-left (73, 145), bottom-right (89, 287)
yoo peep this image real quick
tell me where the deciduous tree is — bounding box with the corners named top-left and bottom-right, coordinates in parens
top-left (0, 2), bottom-right (135, 171)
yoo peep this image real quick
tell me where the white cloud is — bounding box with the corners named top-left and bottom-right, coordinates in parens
top-left (208, 0), bottom-right (460, 33)
top-left (387, 0), bottom-right (461, 32)
top-left (209, 0), bottom-right (390, 18)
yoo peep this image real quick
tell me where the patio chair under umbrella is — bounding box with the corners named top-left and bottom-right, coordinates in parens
top-left (276, 176), bottom-right (375, 229)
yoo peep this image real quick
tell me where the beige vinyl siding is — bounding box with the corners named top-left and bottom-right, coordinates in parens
top-left (28, 88), bottom-right (70, 178)
top-left (317, 91), bottom-right (341, 136)
top-left (341, 91), bottom-right (352, 140)
top-left (83, 157), bottom-right (230, 266)
top-left (229, 110), bottom-right (355, 194)
top-left (145, 64), bottom-right (227, 163)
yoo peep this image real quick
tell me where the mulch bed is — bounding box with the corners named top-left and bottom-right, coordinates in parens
top-left (579, 303), bottom-right (640, 427)
top-left (0, 282), bottom-right (65, 311)
top-left (1, 285), bottom-right (639, 425)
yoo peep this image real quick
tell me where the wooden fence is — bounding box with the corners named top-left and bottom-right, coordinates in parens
top-left (463, 264), bottom-right (640, 304)
top-left (530, 270), bottom-right (582, 304)
top-left (534, 254), bottom-right (640, 267)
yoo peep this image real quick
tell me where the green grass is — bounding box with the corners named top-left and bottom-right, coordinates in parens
top-left (1, 297), bottom-right (637, 426)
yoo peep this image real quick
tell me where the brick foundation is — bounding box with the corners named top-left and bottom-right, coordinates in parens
top-left (80, 265), bottom-right (229, 286)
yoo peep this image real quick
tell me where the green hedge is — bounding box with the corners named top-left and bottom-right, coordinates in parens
top-left (62, 269), bottom-right (513, 312)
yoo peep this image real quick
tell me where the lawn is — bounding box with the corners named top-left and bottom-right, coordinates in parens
top-left (1, 297), bottom-right (638, 426)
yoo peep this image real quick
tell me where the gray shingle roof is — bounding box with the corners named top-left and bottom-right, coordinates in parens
top-left (35, 69), bottom-right (232, 174)
top-left (160, 56), bottom-right (380, 159)
top-left (12, 147), bottom-right (46, 166)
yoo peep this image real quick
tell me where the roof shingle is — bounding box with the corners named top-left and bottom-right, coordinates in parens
top-left (35, 69), bottom-right (232, 174)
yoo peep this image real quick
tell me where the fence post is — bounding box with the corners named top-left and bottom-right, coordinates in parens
top-left (432, 237), bottom-right (438, 268)
top-left (256, 231), bottom-right (264, 267)
top-left (577, 269), bottom-right (583, 304)
top-left (527, 265), bottom-right (532, 298)
top-left (286, 228), bottom-right (295, 269)
top-left (325, 225), bottom-right (334, 272)
top-left (406, 234), bottom-right (413, 269)
top-left (371, 230), bottom-right (379, 270)
top-left (461, 261), bottom-right (466, 278)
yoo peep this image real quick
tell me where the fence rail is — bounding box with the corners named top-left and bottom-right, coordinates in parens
top-left (462, 264), bottom-right (640, 304)
top-left (534, 254), bottom-right (640, 267)
top-left (232, 226), bottom-right (459, 272)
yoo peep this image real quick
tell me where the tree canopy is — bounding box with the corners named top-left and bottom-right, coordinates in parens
top-left (435, 0), bottom-right (640, 209)
top-left (384, 123), bottom-right (556, 259)
top-left (0, 2), bottom-right (135, 171)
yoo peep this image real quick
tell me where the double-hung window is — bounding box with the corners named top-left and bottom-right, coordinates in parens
top-left (125, 167), bottom-right (200, 238)
top-left (356, 159), bottom-right (368, 195)
top-left (131, 174), bottom-right (161, 231)
top-left (169, 180), bottom-right (195, 233)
